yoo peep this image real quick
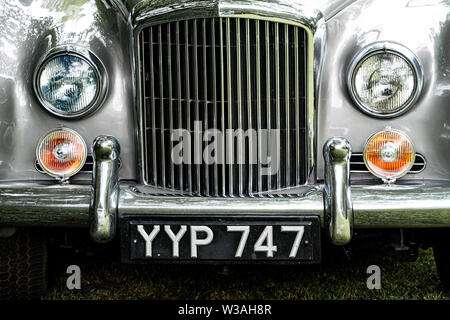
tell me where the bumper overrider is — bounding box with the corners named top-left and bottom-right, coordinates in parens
top-left (0, 136), bottom-right (450, 246)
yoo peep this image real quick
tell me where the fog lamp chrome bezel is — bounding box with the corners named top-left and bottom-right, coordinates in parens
top-left (347, 42), bottom-right (423, 119)
top-left (33, 45), bottom-right (108, 119)
top-left (36, 127), bottom-right (88, 180)
top-left (363, 128), bottom-right (416, 183)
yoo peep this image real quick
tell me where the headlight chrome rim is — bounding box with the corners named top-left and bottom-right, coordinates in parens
top-left (36, 127), bottom-right (88, 180)
top-left (363, 127), bottom-right (416, 182)
top-left (347, 42), bottom-right (423, 119)
top-left (33, 45), bottom-right (108, 119)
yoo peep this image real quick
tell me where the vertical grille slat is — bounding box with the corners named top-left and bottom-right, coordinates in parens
top-left (167, 23), bottom-right (174, 189)
top-left (275, 22), bottom-right (281, 190)
top-left (285, 24), bottom-right (291, 187)
top-left (149, 27), bottom-right (157, 186)
top-left (219, 18), bottom-right (226, 196)
top-left (226, 17), bottom-right (233, 195)
top-left (141, 17), bottom-right (308, 197)
top-left (256, 20), bottom-right (262, 194)
top-left (245, 18), bottom-right (253, 195)
top-left (236, 18), bottom-right (243, 196)
top-left (211, 19), bottom-right (218, 196)
top-left (141, 25), bottom-right (149, 184)
top-left (265, 21), bottom-right (271, 192)
top-left (176, 21), bottom-right (184, 193)
top-left (202, 19), bottom-right (210, 196)
top-left (294, 27), bottom-right (301, 186)
top-left (184, 20), bottom-right (192, 194)
top-left (157, 25), bottom-right (166, 188)
top-left (193, 19), bottom-right (201, 194)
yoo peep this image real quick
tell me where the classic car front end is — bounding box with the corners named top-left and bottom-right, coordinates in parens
top-left (0, 0), bottom-right (449, 299)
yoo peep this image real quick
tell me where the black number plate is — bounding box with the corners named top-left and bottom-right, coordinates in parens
top-left (121, 216), bottom-right (321, 263)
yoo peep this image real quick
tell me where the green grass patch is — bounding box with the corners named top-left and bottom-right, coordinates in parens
top-left (44, 248), bottom-right (450, 300)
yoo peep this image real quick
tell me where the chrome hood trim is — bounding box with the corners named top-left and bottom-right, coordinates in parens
top-left (131, 0), bottom-right (325, 31)
top-left (128, 0), bottom-right (358, 27)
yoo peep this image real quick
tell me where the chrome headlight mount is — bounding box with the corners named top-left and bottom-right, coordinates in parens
top-left (33, 45), bottom-right (108, 119)
top-left (347, 42), bottom-right (423, 118)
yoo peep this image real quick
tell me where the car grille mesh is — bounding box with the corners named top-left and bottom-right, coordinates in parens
top-left (139, 17), bottom-right (308, 196)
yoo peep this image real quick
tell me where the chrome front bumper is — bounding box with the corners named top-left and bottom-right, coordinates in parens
top-left (1, 136), bottom-right (450, 245)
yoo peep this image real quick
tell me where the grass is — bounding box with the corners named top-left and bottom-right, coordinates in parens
top-left (43, 247), bottom-right (450, 300)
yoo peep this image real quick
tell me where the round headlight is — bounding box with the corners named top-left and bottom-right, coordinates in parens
top-left (348, 42), bottom-right (423, 118)
top-left (36, 128), bottom-right (87, 180)
top-left (34, 47), bottom-right (107, 118)
top-left (363, 128), bottom-right (415, 183)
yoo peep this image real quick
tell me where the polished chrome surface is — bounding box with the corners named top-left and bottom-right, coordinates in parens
top-left (347, 41), bottom-right (424, 119)
top-left (284, 24), bottom-right (290, 188)
top-left (33, 45), bottom-right (109, 119)
top-left (35, 155), bottom-right (123, 175)
top-left (90, 136), bottom-right (121, 243)
top-left (119, 185), bottom-right (324, 218)
top-left (256, 21), bottom-right (262, 193)
top-left (295, 26), bottom-right (302, 186)
top-left (236, 18), bottom-right (243, 195)
top-left (323, 137), bottom-right (353, 245)
top-left (131, 0), bottom-right (324, 31)
top-left (1, 178), bottom-right (450, 229)
top-left (139, 17), bottom-right (311, 196)
top-left (126, 0), bottom-right (355, 22)
top-left (0, 183), bottom-right (90, 227)
top-left (176, 21), bottom-right (185, 193)
top-left (158, 25), bottom-right (166, 189)
top-left (226, 17), bottom-right (233, 195)
top-left (350, 153), bottom-right (426, 174)
top-left (352, 181), bottom-right (450, 228)
top-left (121, 181), bottom-right (450, 228)
top-left (245, 18), bottom-right (252, 194)
top-left (264, 20), bottom-right (271, 191)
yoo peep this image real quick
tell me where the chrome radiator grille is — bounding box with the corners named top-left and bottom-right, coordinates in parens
top-left (139, 17), bottom-right (309, 196)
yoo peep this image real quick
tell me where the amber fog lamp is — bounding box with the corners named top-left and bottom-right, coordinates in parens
top-left (363, 128), bottom-right (415, 183)
top-left (36, 128), bottom-right (87, 180)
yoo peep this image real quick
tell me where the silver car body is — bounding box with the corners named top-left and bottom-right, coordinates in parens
top-left (0, 0), bottom-right (448, 184)
top-left (0, 0), bottom-right (449, 244)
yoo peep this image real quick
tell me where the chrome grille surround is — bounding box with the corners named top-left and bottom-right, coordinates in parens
top-left (134, 11), bottom-right (316, 197)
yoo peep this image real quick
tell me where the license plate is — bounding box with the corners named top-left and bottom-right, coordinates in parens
top-left (121, 216), bottom-right (320, 263)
